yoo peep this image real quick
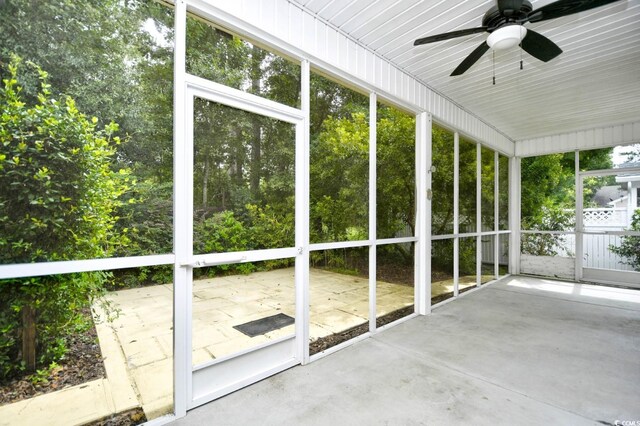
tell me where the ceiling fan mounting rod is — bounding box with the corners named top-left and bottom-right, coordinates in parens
top-left (482, 0), bottom-right (533, 31)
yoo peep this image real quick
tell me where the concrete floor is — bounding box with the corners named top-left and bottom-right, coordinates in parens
top-left (170, 276), bottom-right (640, 426)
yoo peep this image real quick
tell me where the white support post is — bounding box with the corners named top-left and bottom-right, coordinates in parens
top-left (494, 151), bottom-right (499, 279)
top-left (510, 156), bottom-right (521, 275)
top-left (453, 132), bottom-right (459, 296)
top-left (476, 143), bottom-right (482, 286)
top-left (575, 150), bottom-right (582, 282)
top-left (369, 93), bottom-right (377, 332)
top-left (415, 112), bottom-right (431, 315)
top-left (297, 59), bottom-right (311, 364)
top-left (172, 0), bottom-right (188, 417)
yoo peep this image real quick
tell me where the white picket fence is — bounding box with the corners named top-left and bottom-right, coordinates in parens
top-left (520, 233), bottom-right (636, 276)
top-left (523, 204), bottom-right (635, 272)
top-left (562, 233), bottom-right (635, 271)
top-left (475, 209), bottom-right (633, 268)
top-left (581, 207), bottom-right (635, 271)
top-left (427, 208), bottom-right (635, 271)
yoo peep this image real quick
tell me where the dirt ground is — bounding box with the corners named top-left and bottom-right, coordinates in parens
top-left (86, 408), bottom-right (147, 426)
top-left (309, 305), bottom-right (415, 355)
top-left (0, 313), bottom-right (105, 406)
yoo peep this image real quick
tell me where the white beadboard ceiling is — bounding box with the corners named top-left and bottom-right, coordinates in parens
top-left (289, 0), bottom-right (640, 142)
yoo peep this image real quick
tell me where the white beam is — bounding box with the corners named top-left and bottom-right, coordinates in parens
top-left (297, 59), bottom-right (311, 365)
top-left (494, 151), bottom-right (499, 279)
top-left (415, 112), bottom-right (431, 314)
top-left (173, 0), bottom-right (188, 417)
top-left (510, 156), bottom-right (521, 275)
top-left (453, 132), bottom-right (459, 297)
top-left (476, 143), bottom-right (482, 287)
top-left (575, 150), bottom-right (583, 282)
top-left (369, 92), bottom-right (377, 332)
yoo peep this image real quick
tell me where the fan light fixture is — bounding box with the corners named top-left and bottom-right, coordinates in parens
top-left (487, 25), bottom-right (527, 50)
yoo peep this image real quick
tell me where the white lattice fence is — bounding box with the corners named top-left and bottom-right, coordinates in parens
top-left (583, 208), bottom-right (628, 227)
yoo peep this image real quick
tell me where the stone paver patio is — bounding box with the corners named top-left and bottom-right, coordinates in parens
top-left (1, 267), bottom-right (494, 425)
top-left (97, 267), bottom-right (415, 419)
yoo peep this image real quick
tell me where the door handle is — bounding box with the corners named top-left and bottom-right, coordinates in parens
top-left (181, 256), bottom-right (247, 268)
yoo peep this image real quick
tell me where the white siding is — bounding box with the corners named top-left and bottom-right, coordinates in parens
top-left (190, 0), bottom-right (515, 155)
top-left (516, 121), bottom-right (640, 157)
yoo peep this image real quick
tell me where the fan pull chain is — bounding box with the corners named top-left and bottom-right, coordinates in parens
top-left (520, 26), bottom-right (524, 70)
top-left (520, 40), bottom-right (523, 70)
top-left (492, 50), bottom-right (496, 85)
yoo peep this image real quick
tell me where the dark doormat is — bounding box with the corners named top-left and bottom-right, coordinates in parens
top-left (233, 313), bottom-right (295, 337)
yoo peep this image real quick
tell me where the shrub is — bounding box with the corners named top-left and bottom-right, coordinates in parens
top-left (521, 205), bottom-right (574, 256)
top-left (193, 211), bottom-right (255, 276)
top-left (610, 209), bottom-right (640, 271)
top-left (0, 56), bottom-right (130, 378)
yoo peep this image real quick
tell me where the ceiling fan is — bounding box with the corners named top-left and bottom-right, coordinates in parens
top-left (414, 0), bottom-right (623, 76)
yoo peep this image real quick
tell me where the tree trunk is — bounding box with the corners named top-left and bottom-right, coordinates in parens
top-left (22, 305), bottom-right (36, 372)
top-left (202, 155), bottom-right (210, 208)
top-left (249, 46), bottom-right (264, 201)
top-left (231, 128), bottom-right (244, 187)
top-left (250, 119), bottom-right (261, 200)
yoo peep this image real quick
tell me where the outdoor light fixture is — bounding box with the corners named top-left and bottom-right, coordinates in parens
top-left (486, 25), bottom-right (527, 50)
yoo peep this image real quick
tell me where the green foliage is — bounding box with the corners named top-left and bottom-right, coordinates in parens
top-left (0, 57), bottom-right (129, 378)
top-left (116, 180), bottom-right (173, 257)
top-left (431, 126), bottom-right (455, 235)
top-left (190, 204), bottom-right (296, 277)
top-left (459, 239), bottom-right (476, 275)
top-left (310, 110), bottom-right (369, 242)
top-left (432, 239), bottom-right (454, 272)
top-left (246, 203), bottom-right (294, 249)
top-left (0, 57), bottom-right (132, 263)
top-left (521, 206), bottom-right (574, 256)
top-left (195, 211), bottom-right (250, 255)
top-left (481, 147), bottom-right (495, 229)
top-left (522, 149), bottom-right (615, 231)
top-left (520, 149), bottom-right (616, 258)
top-left (310, 247), bottom-right (367, 276)
top-left (610, 210), bottom-right (640, 271)
top-left (521, 154), bottom-right (572, 229)
top-left (376, 106), bottom-right (416, 240)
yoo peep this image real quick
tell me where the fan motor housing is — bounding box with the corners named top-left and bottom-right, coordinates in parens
top-left (483, 0), bottom-right (533, 30)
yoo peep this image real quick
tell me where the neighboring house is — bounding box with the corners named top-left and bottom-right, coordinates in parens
top-left (592, 185), bottom-right (627, 208)
top-left (615, 162), bottom-right (640, 220)
top-left (588, 162), bottom-right (640, 229)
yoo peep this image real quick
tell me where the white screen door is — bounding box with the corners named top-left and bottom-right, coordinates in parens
top-left (182, 76), bottom-right (306, 408)
top-left (578, 167), bottom-right (640, 288)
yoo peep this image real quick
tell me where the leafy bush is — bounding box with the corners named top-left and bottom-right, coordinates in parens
top-left (310, 247), bottom-right (367, 275)
top-left (110, 180), bottom-right (173, 288)
top-left (194, 211), bottom-right (250, 254)
top-left (246, 202), bottom-right (294, 249)
top-left (116, 180), bottom-right (173, 257)
top-left (610, 209), bottom-right (640, 271)
top-left (521, 205), bottom-right (574, 256)
top-left (310, 111), bottom-right (368, 242)
top-left (193, 211), bottom-right (254, 276)
top-left (432, 239), bottom-right (454, 273)
top-left (0, 56), bottom-right (130, 378)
